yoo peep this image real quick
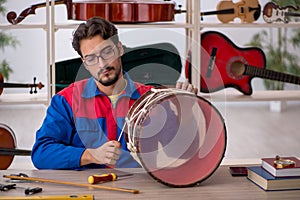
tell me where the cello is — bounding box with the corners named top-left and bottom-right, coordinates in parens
top-left (7, 0), bottom-right (178, 24)
top-left (0, 123), bottom-right (31, 170)
top-left (0, 73), bottom-right (44, 95)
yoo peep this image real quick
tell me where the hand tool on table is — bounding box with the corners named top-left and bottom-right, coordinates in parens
top-left (3, 174), bottom-right (139, 194)
top-left (0, 183), bottom-right (42, 195)
top-left (88, 173), bottom-right (134, 184)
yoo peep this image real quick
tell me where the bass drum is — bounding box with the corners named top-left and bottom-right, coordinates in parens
top-left (125, 88), bottom-right (226, 187)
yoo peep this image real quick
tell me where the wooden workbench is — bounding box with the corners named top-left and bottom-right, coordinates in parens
top-left (0, 166), bottom-right (299, 199)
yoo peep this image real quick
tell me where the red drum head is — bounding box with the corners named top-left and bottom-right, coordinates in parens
top-left (125, 88), bottom-right (226, 187)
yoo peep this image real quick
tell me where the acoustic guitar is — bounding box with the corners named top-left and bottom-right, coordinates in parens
top-left (263, 2), bottom-right (300, 23)
top-left (185, 31), bottom-right (300, 95)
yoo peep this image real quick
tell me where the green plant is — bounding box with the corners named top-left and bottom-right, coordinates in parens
top-left (0, 0), bottom-right (19, 80)
top-left (247, 0), bottom-right (300, 90)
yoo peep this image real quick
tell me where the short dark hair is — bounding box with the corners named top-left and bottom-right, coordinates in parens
top-left (72, 17), bottom-right (119, 57)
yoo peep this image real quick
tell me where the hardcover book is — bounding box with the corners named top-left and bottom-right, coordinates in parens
top-left (247, 166), bottom-right (300, 191)
top-left (261, 157), bottom-right (300, 177)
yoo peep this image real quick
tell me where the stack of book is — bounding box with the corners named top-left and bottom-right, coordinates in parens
top-left (247, 156), bottom-right (300, 191)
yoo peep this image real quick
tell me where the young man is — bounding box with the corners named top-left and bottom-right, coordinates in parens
top-left (31, 17), bottom-right (197, 170)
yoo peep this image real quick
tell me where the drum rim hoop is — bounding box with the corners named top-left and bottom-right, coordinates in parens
top-left (124, 89), bottom-right (227, 187)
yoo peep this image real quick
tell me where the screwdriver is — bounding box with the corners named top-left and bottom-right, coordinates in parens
top-left (88, 173), bottom-right (133, 184)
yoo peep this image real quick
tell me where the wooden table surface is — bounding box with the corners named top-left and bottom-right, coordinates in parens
top-left (1, 166), bottom-right (300, 199)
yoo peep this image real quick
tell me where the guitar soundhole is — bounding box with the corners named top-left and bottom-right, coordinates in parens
top-left (230, 61), bottom-right (245, 79)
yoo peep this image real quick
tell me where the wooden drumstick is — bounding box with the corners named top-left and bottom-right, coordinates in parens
top-left (117, 123), bottom-right (126, 142)
top-left (3, 175), bottom-right (139, 194)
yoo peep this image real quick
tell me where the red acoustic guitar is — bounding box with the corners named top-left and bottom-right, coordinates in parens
top-left (185, 31), bottom-right (300, 95)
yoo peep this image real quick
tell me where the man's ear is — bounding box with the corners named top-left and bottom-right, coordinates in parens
top-left (117, 42), bottom-right (124, 56)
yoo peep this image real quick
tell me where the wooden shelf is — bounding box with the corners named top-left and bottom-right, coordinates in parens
top-left (200, 90), bottom-right (300, 102)
top-left (54, 20), bottom-right (300, 30)
top-left (52, 21), bottom-right (300, 30)
top-left (0, 24), bottom-right (48, 30)
top-left (54, 22), bottom-right (194, 31)
top-left (200, 22), bottom-right (300, 28)
top-left (0, 93), bottom-right (48, 105)
top-left (1, 90), bottom-right (298, 106)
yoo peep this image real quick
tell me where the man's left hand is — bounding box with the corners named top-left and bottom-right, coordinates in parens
top-left (176, 79), bottom-right (198, 94)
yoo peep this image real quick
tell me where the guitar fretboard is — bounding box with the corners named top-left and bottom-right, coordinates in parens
top-left (244, 65), bottom-right (300, 85)
top-left (286, 12), bottom-right (300, 17)
top-left (201, 8), bottom-right (234, 16)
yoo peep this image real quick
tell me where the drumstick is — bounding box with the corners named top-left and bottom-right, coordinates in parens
top-left (3, 175), bottom-right (139, 194)
top-left (117, 123), bottom-right (126, 142)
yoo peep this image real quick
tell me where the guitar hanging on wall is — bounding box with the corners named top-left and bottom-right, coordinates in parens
top-left (185, 31), bottom-right (300, 95)
top-left (0, 73), bottom-right (44, 95)
top-left (263, 2), bottom-right (300, 23)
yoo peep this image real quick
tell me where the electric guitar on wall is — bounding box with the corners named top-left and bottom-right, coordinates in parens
top-left (185, 31), bottom-right (300, 95)
top-left (263, 2), bottom-right (300, 23)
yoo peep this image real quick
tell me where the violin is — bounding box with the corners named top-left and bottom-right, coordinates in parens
top-left (7, 0), bottom-right (178, 24)
top-left (0, 73), bottom-right (44, 95)
top-left (0, 123), bottom-right (31, 170)
top-left (201, 0), bottom-right (261, 23)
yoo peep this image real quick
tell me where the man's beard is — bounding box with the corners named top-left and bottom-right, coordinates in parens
top-left (95, 66), bottom-right (121, 86)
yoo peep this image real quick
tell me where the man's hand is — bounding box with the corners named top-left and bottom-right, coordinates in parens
top-left (176, 79), bottom-right (198, 94)
top-left (81, 140), bottom-right (121, 166)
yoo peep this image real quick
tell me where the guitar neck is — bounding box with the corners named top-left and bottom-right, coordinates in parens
top-left (244, 65), bottom-right (300, 85)
top-left (286, 12), bottom-right (300, 17)
top-left (201, 8), bottom-right (234, 16)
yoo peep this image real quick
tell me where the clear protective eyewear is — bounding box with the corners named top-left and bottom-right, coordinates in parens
top-left (83, 45), bottom-right (117, 66)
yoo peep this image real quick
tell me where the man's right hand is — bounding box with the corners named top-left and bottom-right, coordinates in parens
top-left (81, 140), bottom-right (121, 166)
